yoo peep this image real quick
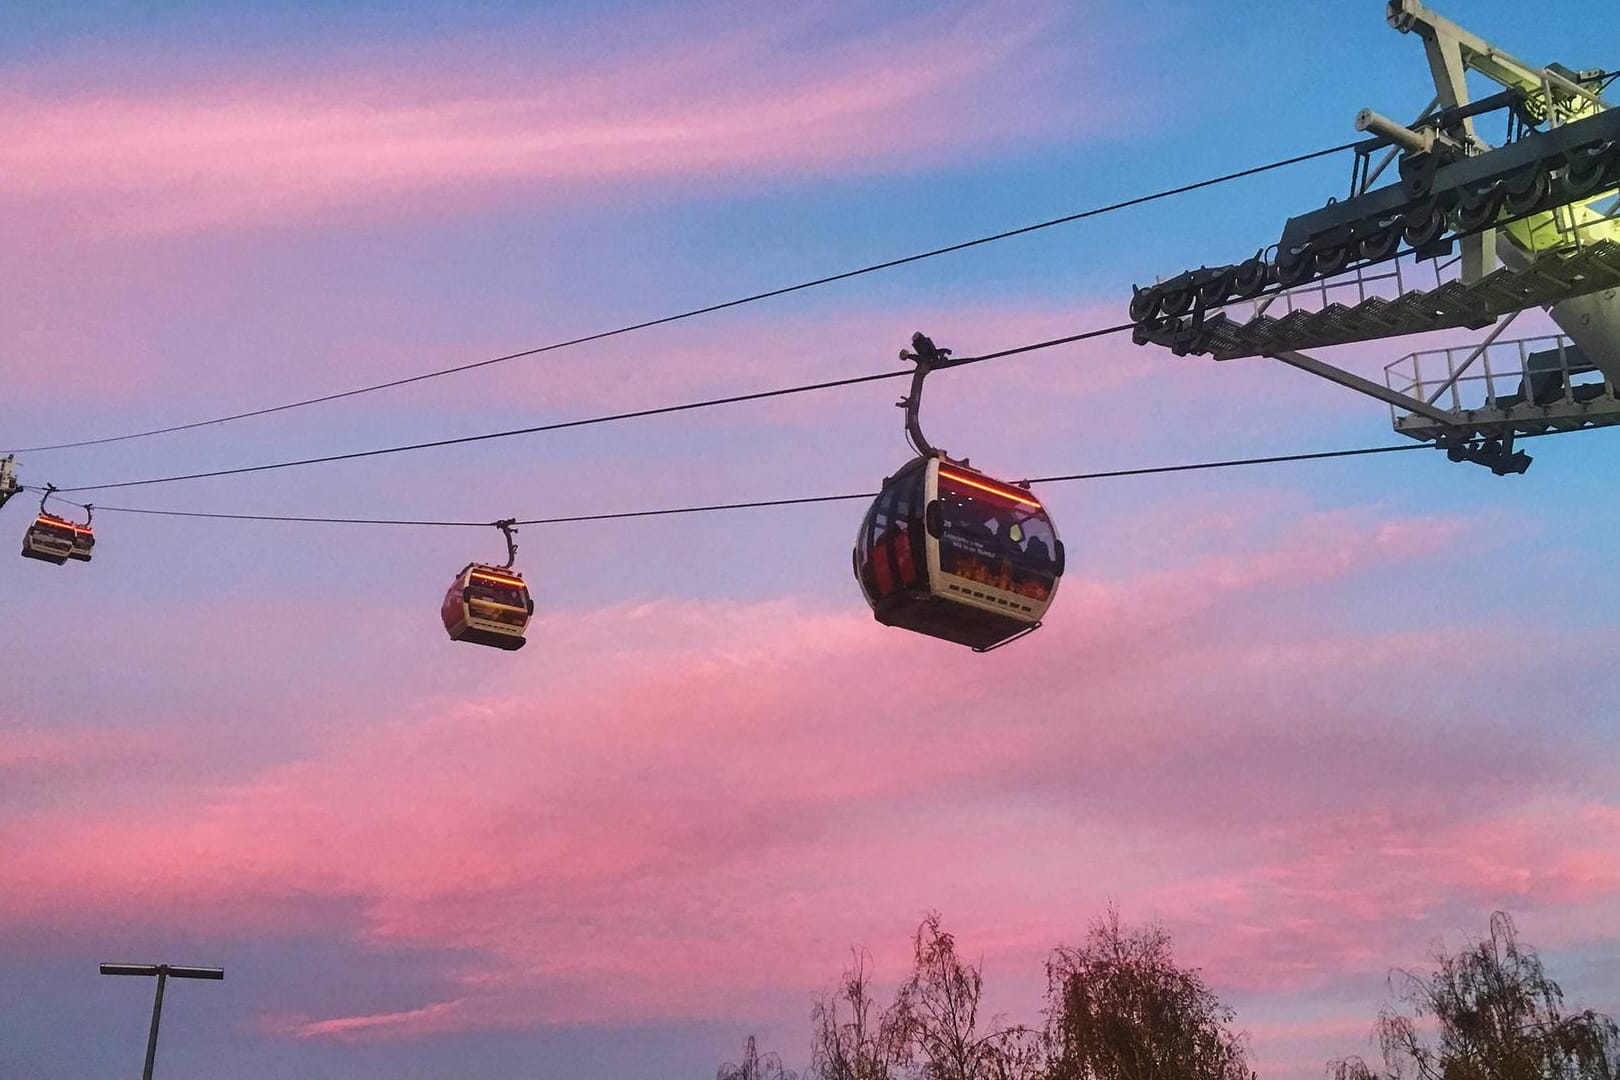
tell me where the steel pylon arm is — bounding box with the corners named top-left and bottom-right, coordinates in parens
top-left (1387, 0), bottom-right (1607, 120)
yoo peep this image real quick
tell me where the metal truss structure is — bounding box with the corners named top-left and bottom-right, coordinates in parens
top-left (1129, 0), bottom-right (1620, 474)
top-left (0, 455), bottom-right (19, 511)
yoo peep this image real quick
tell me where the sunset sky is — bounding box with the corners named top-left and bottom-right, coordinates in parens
top-left (3, 1), bottom-right (1618, 1078)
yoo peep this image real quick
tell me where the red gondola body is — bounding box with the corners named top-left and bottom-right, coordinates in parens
top-left (441, 563), bottom-right (534, 650)
top-left (22, 513), bottom-right (90, 565)
top-left (855, 455), bottom-right (1063, 650)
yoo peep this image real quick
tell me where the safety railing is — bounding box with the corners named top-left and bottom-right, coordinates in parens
top-left (1384, 333), bottom-right (1615, 422)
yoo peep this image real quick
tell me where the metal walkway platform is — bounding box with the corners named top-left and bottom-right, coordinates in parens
top-left (1137, 240), bottom-right (1620, 361)
top-left (1385, 333), bottom-right (1620, 441)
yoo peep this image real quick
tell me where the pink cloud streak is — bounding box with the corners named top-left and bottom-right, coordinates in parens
top-left (0, 3), bottom-right (1108, 236)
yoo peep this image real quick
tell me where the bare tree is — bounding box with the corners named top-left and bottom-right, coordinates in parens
top-left (1336, 911), bottom-right (1619, 1080)
top-left (1043, 907), bottom-right (1251, 1080)
top-left (720, 1035), bottom-right (797, 1080)
top-left (890, 912), bottom-right (1044, 1080)
top-left (810, 951), bottom-right (903, 1080)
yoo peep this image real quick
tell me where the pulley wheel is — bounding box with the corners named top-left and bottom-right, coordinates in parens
top-left (1358, 227), bottom-right (1401, 263)
top-left (1275, 250), bottom-right (1314, 288)
top-left (1128, 287), bottom-right (1161, 323)
top-left (1197, 268), bottom-right (1235, 308)
top-left (1455, 184), bottom-right (1504, 233)
top-left (1158, 288), bottom-right (1194, 318)
top-left (1402, 203), bottom-right (1448, 249)
top-left (1503, 167), bottom-right (1552, 217)
top-left (1232, 257), bottom-right (1269, 299)
top-left (1561, 142), bottom-right (1615, 200)
top-left (1313, 244), bottom-right (1351, 277)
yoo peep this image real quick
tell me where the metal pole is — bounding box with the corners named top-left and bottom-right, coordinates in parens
top-left (142, 966), bottom-right (168, 1080)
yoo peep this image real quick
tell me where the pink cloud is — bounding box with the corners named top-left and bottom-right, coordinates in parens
top-left (277, 998), bottom-right (471, 1042)
top-left (0, 3), bottom-right (1114, 237)
top-left (6, 500), bottom-right (1616, 1056)
top-left (0, 728), bottom-right (145, 773)
top-left (1136, 800), bottom-right (1620, 1000)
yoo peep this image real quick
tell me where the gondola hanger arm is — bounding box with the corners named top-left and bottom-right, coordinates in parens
top-left (897, 331), bottom-right (971, 461)
top-left (494, 518), bottom-right (518, 570)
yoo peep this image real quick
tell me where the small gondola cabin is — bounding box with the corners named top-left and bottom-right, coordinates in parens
top-left (21, 514), bottom-right (89, 565)
top-left (441, 563), bottom-right (534, 650)
top-left (68, 525), bottom-right (95, 562)
top-left (854, 456), bottom-right (1063, 650)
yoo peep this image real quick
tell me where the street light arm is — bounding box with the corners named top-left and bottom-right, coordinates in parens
top-left (167, 966), bottom-right (224, 980)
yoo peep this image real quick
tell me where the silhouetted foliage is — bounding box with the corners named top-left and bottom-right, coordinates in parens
top-left (1327, 1058), bottom-right (1381, 1080)
top-left (748, 909), bottom-right (1253, 1080)
top-left (1332, 911), bottom-right (1620, 1080)
top-left (720, 1035), bottom-right (797, 1080)
top-left (810, 951), bottom-right (903, 1080)
top-left (890, 912), bottom-right (1044, 1080)
top-left (1042, 907), bottom-right (1251, 1080)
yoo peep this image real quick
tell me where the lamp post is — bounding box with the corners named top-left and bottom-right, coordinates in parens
top-left (100, 963), bottom-right (224, 1080)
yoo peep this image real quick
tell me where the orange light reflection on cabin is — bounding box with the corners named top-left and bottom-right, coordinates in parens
top-left (937, 468), bottom-right (1042, 509)
top-left (470, 570), bottom-right (528, 589)
top-left (32, 515), bottom-right (91, 534)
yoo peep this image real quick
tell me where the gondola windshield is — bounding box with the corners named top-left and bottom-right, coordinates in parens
top-left (935, 467), bottom-right (1058, 603)
top-left (466, 569), bottom-right (530, 625)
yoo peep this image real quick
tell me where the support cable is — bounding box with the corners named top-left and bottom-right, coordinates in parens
top-left (4, 140), bottom-right (1360, 456)
top-left (52, 324), bottom-right (1136, 494)
top-left (36, 443), bottom-right (1432, 529)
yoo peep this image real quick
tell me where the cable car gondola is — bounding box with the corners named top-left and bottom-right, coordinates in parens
top-left (67, 505), bottom-right (95, 562)
top-left (854, 334), bottom-right (1064, 651)
top-left (441, 519), bottom-right (534, 651)
top-left (22, 514), bottom-right (80, 564)
top-left (21, 488), bottom-right (94, 565)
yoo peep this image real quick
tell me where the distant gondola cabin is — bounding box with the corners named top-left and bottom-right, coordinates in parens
top-left (441, 563), bottom-right (534, 650)
top-left (22, 514), bottom-right (91, 565)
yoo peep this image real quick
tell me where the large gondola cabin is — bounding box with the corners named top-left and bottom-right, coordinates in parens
top-left (441, 563), bottom-right (534, 650)
top-left (854, 455), bottom-right (1063, 650)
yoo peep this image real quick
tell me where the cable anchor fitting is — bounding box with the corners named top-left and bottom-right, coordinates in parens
top-left (1438, 433), bottom-right (1532, 475)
